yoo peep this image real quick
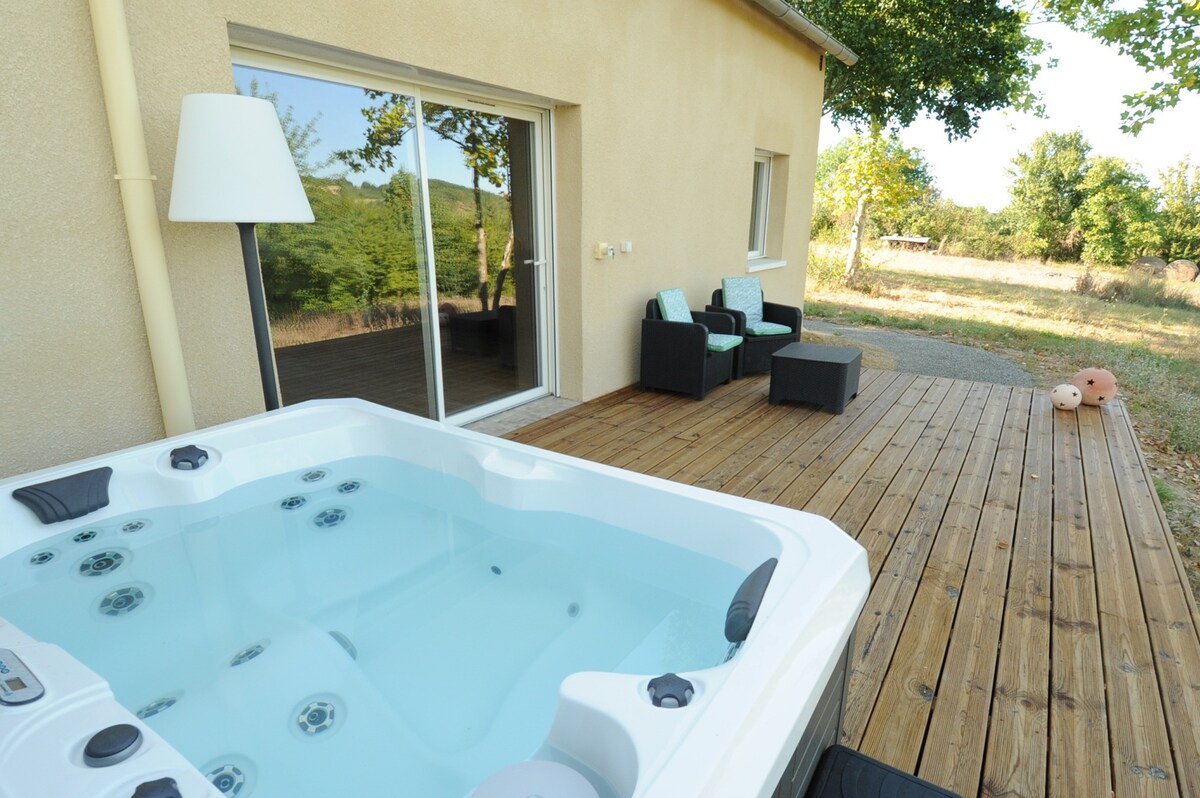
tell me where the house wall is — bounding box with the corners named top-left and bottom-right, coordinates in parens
top-left (0, 0), bottom-right (825, 478)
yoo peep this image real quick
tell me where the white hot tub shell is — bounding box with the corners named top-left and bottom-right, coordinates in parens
top-left (0, 399), bottom-right (869, 798)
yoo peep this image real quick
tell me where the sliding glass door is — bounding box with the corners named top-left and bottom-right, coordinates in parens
top-left (231, 58), bottom-right (551, 421)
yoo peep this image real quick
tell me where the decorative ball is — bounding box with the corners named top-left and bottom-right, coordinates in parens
top-left (1050, 383), bottom-right (1082, 410)
top-left (1071, 367), bottom-right (1118, 406)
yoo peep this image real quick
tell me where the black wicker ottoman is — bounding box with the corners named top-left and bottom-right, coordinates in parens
top-left (769, 343), bottom-right (862, 414)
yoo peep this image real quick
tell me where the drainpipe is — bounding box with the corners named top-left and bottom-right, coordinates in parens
top-left (88, 0), bottom-right (196, 435)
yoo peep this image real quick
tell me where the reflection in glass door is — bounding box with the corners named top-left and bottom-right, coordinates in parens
top-left (422, 101), bottom-right (541, 416)
top-left (232, 60), bottom-right (549, 421)
top-left (234, 65), bottom-right (438, 417)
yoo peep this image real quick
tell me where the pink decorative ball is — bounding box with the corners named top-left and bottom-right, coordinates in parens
top-left (1071, 367), bottom-right (1118, 406)
top-left (1050, 383), bottom-right (1082, 410)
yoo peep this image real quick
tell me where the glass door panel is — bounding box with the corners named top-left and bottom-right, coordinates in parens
top-left (232, 59), bottom-right (550, 422)
top-left (234, 65), bottom-right (438, 417)
top-left (421, 102), bottom-right (542, 416)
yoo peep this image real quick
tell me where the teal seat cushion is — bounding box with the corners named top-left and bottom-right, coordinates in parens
top-left (722, 276), bottom-right (764, 325)
top-left (746, 320), bottom-right (793, 336)
top-left (707, 333), bottom-right (743, 352)
top-left (656, 288), bottom-right (693, 323)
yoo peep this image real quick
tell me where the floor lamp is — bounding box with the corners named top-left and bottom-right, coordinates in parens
top-left (168, 93), bottom-right (314, 411)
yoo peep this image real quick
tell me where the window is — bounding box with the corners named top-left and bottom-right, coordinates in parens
top-left (748, 151), bottom-right (772, 259)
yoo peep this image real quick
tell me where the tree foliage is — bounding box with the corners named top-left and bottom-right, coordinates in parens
top-left (1007, 131), bottom-right (1091, 260)
top-left (1158, 158), bottom-right (1200, 262)
top-left (336, 93), bottom-right (512, 311)
top-left (796, 0), bottom-right (1044, 280)
top-left (798, 0), bottom-right (1046, 138)
top-left (819, 132), bottom-right (931, 278)
top-left (241, 84), bottom-right (513, 321)
top-left (1040, 0), bottom-right (1200, 134)
top-left (1072, 156), bottom-right (1161, 265)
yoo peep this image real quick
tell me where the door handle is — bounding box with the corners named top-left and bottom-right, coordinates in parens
top-left (523, 259), bottom-right (547, 266)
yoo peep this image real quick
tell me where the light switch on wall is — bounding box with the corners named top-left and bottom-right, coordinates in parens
top-left (620, 241), bottom-right (633, 253)
top-left (593, 242), bottom-right (610, 260)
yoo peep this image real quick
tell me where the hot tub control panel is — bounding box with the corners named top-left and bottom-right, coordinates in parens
top-left (0, 648), bottom-right (45, 705)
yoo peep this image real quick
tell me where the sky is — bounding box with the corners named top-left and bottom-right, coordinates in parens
top-left (819, 21), bottom-right (1200, 212)
top-left (233, 64), bottom-right (480, 190)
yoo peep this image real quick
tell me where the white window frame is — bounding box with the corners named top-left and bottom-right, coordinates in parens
top-left (748, 150), bottom-right (772, 260)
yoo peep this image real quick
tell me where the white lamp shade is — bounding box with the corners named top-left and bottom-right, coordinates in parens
top-left (169, 93), bottom-right (314, 223)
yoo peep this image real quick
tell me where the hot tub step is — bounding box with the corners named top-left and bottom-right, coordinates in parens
top-left (805, 745), bottom-right (962, 798)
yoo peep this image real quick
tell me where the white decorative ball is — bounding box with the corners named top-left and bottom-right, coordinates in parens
top-left (1051, 383), bottom-right (1082, 410)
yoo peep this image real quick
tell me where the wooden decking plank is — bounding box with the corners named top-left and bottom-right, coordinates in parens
top-left (583, 379), bottom-right (765, 466)
top-left (1106, 400), bottom-right (1200, 644)
top-left (743, 371), bottom-right (912, 506)
top-left (727, 371), bottom-right (906, 504)
top-left (616, 383), bottom-right (771, 476)
top-left (803, 375), bottom-right (945, 520)
top-left (687, 403), bottom-right (819, 492)
top-left (776, 373), bottom-right (933, 514)
top-left (1048, 405), bottom-right (1112, 797)
top-left (982, 391), bottom-right (1055, 798)
top-left (657, 401), bottom-right (800, 485)
top-left (847, 380), bottom-right (981, 581)
top-left (689, 369), bottom-right (893, 493)
top-left (917, 387), bottom-right (1029, 795)
top-left (1105, 401), bottom-right (1200, 798)
top-left (821, 378), bottom-right (967, 545)
top-left (549, 381), bottom-right (746, 459)
top-left (1076, 405), bottom-right (1177, 796)
top-left (642, 389), bottom-right (780, 479)
top-left (599, 378), bottom-right (771, 469)
top-left (857, 384), bottom-right (1011, 770)
top-left (507, 386), bottom-right (640, 443)
top-left (840, 381), bottom-right (993, 750)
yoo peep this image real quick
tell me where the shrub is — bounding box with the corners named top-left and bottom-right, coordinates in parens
top-left (1073, 270), bottom-right (1197, 311)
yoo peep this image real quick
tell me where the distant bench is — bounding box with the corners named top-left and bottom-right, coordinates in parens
top-left (880, 235), bottom-right (930, 251)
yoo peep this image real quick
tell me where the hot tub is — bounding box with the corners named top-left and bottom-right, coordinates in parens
top-left (0, 399), bottom-right (868, 798)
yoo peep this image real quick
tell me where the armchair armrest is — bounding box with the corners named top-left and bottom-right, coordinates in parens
top-left (641, 317), bottom-right (708, 353)
top-left (762, 301), bottom-right (803, 334)
top-left (704, 305), bottom-right (745, 335)
top-left (693, 309), bottom-right (737, 336)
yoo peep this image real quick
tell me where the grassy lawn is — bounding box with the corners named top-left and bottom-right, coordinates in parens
top-left (806, 246), bottom-right (1200, 596)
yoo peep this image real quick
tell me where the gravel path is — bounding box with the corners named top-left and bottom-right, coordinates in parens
top-left (806, 319), bottom-right (1033, 387)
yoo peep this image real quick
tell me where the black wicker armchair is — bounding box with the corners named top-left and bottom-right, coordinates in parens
top-left (640, 292), bottom-right (740, 400)
top-left (708, 277), bottom-right (802, 377)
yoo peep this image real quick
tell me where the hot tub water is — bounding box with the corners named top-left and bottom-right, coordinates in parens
top-left (0, 456), bottom-right (742, 797)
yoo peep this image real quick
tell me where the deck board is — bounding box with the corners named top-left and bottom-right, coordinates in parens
top-left (508, 372), bottom-right (1200, 797)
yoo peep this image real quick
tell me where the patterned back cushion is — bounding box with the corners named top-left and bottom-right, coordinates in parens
top-left (722, 277), bottom-right (763, 325)
top-left (656, 288), bottom-right (693, 323)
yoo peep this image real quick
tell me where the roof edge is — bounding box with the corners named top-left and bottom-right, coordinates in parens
top-left (743, 0), bottom-right (859, 66)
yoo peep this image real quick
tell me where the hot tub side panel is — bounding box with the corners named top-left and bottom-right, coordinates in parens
top-left (770, 637), bottom-right (851, 798)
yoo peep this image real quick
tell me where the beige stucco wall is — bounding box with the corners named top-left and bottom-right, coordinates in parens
top-left (0, 0), bottom-right (825, 478)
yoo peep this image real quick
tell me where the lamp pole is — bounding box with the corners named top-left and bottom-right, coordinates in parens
top-left (237, 222), bottom-right (281, 410)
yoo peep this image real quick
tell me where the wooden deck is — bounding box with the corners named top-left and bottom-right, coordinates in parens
top-left (508, 370), bottom-right (1200, 797)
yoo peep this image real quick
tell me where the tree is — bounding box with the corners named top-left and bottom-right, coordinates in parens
top-left (820, 133), bottom-right (929, 280)
top-left (1158, 158), bottom-right (1200, 262)
top-left (1072, 157), bottom-right (1160, 265)
top-left (801, 0), bottom-right (1045, 137)
top-left (337, 93), bottom-right (512, 312)
top-left (1007, 131), bottom-right (1091, 261)
top-left (797, 0), bottom-right (1045, 275)
top-left (1041, 1), bottom-right (1200, 134)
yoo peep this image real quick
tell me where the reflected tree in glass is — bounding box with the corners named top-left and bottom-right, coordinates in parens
top-left (337, 92), bottom-right (513, 312)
